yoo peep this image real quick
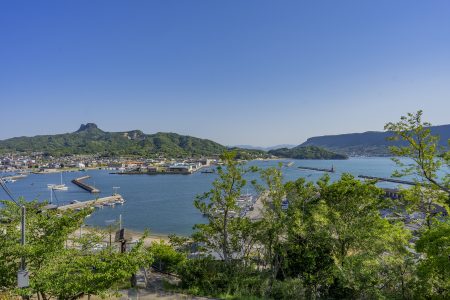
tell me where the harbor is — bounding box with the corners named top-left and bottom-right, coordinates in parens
top-left (0, 157), bottom-right (433, 236)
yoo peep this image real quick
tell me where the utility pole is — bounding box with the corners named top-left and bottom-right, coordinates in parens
top-left (0, 178), bottom-right (30, 296)
top-left (17, 205), bottom-right (30, 300)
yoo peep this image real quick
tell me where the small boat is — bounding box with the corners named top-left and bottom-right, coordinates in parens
top-left (48, 173), bottom-right (68, 191)
top-left (103, 202), bottom-right (115, 207)
top-left (115, 199), bottom-right (125, 205)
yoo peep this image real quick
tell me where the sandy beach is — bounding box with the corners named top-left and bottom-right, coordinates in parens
top-left (72, 226), bottom-right (170, 247)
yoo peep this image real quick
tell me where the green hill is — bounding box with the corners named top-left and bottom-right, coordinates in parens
top-left (300, 124), bottom-right (450, 156)
top-left (268, 145), bottom-right (348, 160)
top-left (0, 123), bottom-right (227, 157)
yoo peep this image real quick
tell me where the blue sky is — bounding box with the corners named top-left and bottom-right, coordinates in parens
top-left (1, 1), bottom-right (449, 146)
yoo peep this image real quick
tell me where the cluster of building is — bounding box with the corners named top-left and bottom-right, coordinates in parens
top-left (111, 158), bottom-right (216, 174)
top-left (0, 153), bottom-right (217, 175)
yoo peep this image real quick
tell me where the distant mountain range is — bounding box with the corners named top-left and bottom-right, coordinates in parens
top-left (299, 124), bottom-right (450, 156)
top-left (0, 123), bottom-right (228, 158)
top-left (2, 123), bottom-right (448, 158)
top-left (0, 124), bottom-right (345, 160)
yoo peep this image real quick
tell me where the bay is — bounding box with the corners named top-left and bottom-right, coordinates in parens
top-left (0, 157), bottom-right (432, 236)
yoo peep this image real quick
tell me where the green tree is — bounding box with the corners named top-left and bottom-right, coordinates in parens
top-left (256, 166), bottom-right (288, 291)
top-left (385, 110), bottom-right (450, 201)
top-left (193, 151), bottom-right (254, 263)
top-left (313, 174), bottom-right (412, 298)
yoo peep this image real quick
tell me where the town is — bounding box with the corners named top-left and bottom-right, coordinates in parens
top-left (0, 152), bottom-right (220, 175)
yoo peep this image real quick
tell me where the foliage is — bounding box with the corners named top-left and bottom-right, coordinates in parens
top-left (0, 199), bottom-right (152, 299)
top-left (193, 151), bottom-right (257, 263)
top-left (384, 110), bottom-right (450, 202)
top-left (268, 145), bottom-right (348, 160)
top-left (414, 219), bottom-right (450, 298)
top-left (178, 256), bottom-right (265, 298)
top-left (0, 123), bottom-right (227, 158)
top-left (185, 155), bottom-right (415, 299)
top-left (149, 240), bottom-right (186, 273)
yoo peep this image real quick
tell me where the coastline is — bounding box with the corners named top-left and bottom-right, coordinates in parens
top-left (76, 226), bottom-right (171, 246)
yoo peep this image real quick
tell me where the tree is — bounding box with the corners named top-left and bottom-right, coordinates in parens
top-left (312, 174), bottom-right (412, 298)
top-left (385, 110), bottom-right (450, 201)
top-left (256, 165), bottom-right (288, 290)
top-left (386, 111), bottom-right (450, 298)
top-left (193, 151), bottom-right (255, 263)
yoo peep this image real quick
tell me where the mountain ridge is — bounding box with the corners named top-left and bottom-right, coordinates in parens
top-left (299, 124), bottom-right (450, 156)
top-left (0, 123), bottom-right (227, 157)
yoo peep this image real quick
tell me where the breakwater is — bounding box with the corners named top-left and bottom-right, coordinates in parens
top-left (358, 175), bottom-right (416, 186)
top-left (57, 194), bottom-right (124, 211)
top-left (298, 166), bottom-right (334, 173)
top-left (71, 176), bottom-right (100, 193)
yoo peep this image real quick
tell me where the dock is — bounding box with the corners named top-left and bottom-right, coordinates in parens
top-left (358, 175), bottom-right (417, 186)
top-left (298, 166), bottom-right (334, 173)
top-left (71, 176), bottom-right (100, 193)
top-left (57, 194), bottom-right (124, 211)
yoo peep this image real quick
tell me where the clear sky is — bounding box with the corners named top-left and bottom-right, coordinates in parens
top-left (1, 1), bottom-right (449, 147)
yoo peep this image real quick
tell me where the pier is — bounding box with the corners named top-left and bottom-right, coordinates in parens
top-left (298, 166), bottom-right (335, 173)
top-left (358, 175), bottom-right (417, 186)
top-left (57, 194), bottom-right (124, 211)
top-left (71, 176), bottom-right (100, 193)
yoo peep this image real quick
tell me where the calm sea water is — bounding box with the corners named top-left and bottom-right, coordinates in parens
top-left (0, 157), bottom-right (437, 236)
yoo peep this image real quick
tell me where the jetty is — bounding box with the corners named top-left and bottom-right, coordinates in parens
top-left (56, 194), bottom-right (124, 211)
top-left (71, 176), bottom-right (100, 193)
top-left (298, 166), bottom-right (334, 173)
top-left (358, 175), bottom-right (417, 186)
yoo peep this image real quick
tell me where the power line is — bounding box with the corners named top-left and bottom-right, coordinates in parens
top-left (0, 177), bottom-right (19, 206)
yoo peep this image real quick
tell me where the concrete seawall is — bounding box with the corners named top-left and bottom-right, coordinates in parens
top-left (71, 176), bottom-right (100, 193)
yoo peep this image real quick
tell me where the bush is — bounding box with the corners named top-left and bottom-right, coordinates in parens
top-left (178, 257), bottom-right (265, 298)
top-left (271, 278), bottom-right (306, 300)
top-left (148, 241), bottom-right (186, 273)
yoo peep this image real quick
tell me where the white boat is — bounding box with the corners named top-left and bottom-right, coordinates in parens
top-left (48, 173), bottom-right (68, 191)
top-left (115, 198), bottom-right (125, 205)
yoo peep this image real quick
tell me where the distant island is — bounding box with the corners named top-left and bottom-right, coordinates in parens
top-left (269, 145), bottom-right (348, 160)
top-left (299, 124), bottom-right (450, 156)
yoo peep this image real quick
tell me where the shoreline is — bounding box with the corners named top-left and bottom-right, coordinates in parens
top-left (77, 226), bottom-right (171, 246)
